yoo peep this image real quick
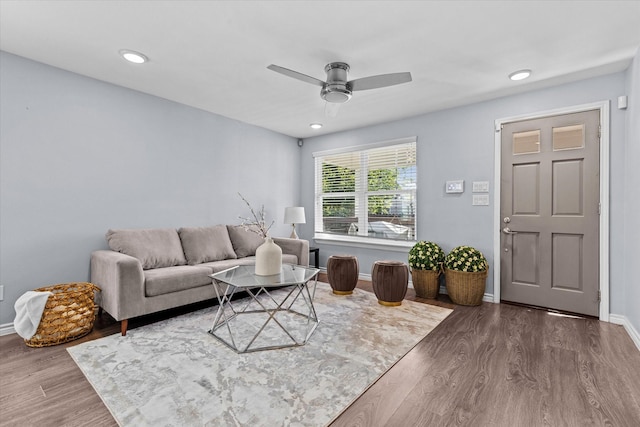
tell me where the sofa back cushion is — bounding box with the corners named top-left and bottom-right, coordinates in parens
top-left (226, 225), bottom-right (265, 258)
top-left (106, 228), bottom-right (187, 270)
top-left (178, 225), bottom-right (237, 265)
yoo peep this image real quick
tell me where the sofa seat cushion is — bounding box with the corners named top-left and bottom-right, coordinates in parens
top-left (178, 225), bottom-right (237, 265)
top-left (200, 254), bottom-right (299, 274)
top-left (200, 257), bottom-right (256, 273)
top-left (226, 225), bottom-right (265, 258)
top-left (145, 266), bottom-right (213, 297)
top-left (106, 228), bottom-right (187, 270)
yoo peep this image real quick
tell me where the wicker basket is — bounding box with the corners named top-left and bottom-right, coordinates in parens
top-left (411, 269), bottom-right (440, 299)
top-left (444, 267), bottom-right (488, 306)
top-left (25, 282), bottom-right (100, 348)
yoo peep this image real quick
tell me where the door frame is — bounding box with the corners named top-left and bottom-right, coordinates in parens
top-left (493, 101), bottom-right (610, 321)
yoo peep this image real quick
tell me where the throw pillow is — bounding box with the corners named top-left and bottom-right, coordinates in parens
top-left (226, 225), bottom-right (265, 258)
top-left (106, 228), bottom-right (187, 270)
top-left (178, 225), bottom-right (237, 265)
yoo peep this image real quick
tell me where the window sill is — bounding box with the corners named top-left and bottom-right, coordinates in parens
top-left (313, 233), bottom-right (415, 252)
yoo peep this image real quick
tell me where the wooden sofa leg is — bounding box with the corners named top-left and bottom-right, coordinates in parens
top-left (120, 319), bottom-right (128, 336)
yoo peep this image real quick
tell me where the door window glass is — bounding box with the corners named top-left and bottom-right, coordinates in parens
top-left (553, 124), bottom-right (584, 150)
top-left (513, 130), bottom-right (541, 154)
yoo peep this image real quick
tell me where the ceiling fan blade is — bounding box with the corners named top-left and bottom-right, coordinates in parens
top-left (267, 64), bottom-right (325, 87)
top-left (349, 72), bottom-right (412, 91)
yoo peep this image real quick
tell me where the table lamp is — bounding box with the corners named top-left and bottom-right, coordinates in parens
top-left (284, 207), bottom-right (306, 239)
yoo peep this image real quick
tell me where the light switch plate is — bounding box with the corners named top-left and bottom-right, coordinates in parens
top-left (472, 181), bottom-right (490, 193)
top-left (445, 180), bottom-right (464, 193)
top-left (472, 194), bottom-right (490, 206)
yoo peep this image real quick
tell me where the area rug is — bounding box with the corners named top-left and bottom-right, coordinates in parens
top-left (68, 282), bottom-right (452, 426)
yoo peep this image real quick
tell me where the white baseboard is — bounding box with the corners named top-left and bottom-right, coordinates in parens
top-left (0, 322), bottom-right (16, 336)
top-left (609, 314), bottom-right (640, 351)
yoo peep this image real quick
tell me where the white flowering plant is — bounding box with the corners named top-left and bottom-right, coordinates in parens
top-left (444, 245), bottom-right (488, 272)
top-left (408, 241), bottom-right (445, 271)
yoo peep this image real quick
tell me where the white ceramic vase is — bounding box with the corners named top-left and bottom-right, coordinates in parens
top-left (255, 237), bottom-right (282, 276)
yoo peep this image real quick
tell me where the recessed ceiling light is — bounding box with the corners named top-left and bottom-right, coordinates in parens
top-left (509, 69), bottom-right (532, 81)
top-left (119, 49), bottom-right (148, 64)
top-left (310, 123), bottom-right (323, 129)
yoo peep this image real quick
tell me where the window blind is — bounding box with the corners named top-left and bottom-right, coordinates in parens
top-left (314, 138), bottom-right (417, 242)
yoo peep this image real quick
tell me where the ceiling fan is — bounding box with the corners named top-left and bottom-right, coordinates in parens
top-left (267, 62), bottom-right (412, 104)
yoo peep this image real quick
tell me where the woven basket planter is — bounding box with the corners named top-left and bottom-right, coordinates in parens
top-left (411, 269), bottom-right (440, 299)
top-left (444, 267), bottom-right (488, 306)
top-left (25, 282), bottom-right (100, 348)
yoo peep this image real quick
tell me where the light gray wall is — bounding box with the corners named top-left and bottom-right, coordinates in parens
top-left (624, 50), bottom-right (640, 333)
top-left (2, 50), bottom-right (637, 332)
top-left (0, 52), bottom-right (300, 325)
top-left (300, 71), bottom-right (631, 319)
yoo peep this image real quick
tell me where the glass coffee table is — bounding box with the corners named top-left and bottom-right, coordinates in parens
top-left (208, 264), bottom-right (320, 353)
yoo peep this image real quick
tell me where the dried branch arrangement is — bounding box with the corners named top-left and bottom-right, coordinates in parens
top-left (238, 192), bottom-right (274, 238)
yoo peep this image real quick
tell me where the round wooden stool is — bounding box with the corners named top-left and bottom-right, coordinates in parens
top-left (371, 261), bottom-right (409, 306)
top-left (327, 255), bottom-right (359, 295)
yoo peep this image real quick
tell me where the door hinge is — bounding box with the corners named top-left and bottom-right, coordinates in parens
top-left (598, 290), bottom-right (601, 302)
top-left (598, 203), bottom-right (601, 215)
top-left (598, 125), bottom-right (601, 140)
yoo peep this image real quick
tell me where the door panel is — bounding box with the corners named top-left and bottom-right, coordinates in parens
top-left (501, 110), bottom-right (600, 316)
top-left (551, 233), bottom-right (583, 291)
top-left (553, 159), bottom-right (583, 215)
top-left (512, 232), bottom-right (539, 286)
top-left (513, 163), bottom-right (540, 215)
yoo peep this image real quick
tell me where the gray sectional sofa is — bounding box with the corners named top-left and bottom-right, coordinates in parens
top-left (90, 225), bottom-right (309, 335)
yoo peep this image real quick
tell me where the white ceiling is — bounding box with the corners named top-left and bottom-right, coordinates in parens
top-left (1, 1), bottom-right (639, 139)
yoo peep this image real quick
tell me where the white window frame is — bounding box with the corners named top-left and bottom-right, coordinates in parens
top-left (313, 136), bottom-right (417, 251)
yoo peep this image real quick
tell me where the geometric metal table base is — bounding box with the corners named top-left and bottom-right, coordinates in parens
top-left (209, 265), bottom-right (319, 353)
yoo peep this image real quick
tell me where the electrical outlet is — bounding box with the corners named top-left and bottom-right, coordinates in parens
top-left (0, 285), bottom-right (3, 301)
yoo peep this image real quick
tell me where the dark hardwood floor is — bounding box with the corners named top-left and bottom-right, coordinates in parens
top-left (2, 276), bottom-right (639, 427)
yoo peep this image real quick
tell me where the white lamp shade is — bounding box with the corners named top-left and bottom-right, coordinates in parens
top-left (284, 207), bottom-right (306, 224)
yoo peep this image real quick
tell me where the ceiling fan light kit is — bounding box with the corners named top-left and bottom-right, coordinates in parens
top-left (321, 62), bottom-right (352, 103)
top-left (267, 62), bottom-right (412, 105)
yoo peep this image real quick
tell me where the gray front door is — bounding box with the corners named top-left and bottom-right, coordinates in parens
top-left (500, 110), bottom-right (600, 316)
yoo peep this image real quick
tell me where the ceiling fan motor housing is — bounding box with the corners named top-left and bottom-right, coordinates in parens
top-left (321, 62), bottom-right (352, 103)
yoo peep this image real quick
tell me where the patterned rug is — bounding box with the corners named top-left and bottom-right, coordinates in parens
top-left (68, 282), bottom-right (452, 426)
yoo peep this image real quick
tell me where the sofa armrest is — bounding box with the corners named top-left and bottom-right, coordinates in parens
top-left (273, 238), bottom-right (309, 267)
top-left (90, 250), bottom-right (145, 321)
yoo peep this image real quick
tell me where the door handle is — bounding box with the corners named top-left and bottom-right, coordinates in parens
top-left (502, 227), bottom-right (518, 235)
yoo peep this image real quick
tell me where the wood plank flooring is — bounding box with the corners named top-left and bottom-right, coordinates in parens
top-left (1, 278), bottom-right (639, 427)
